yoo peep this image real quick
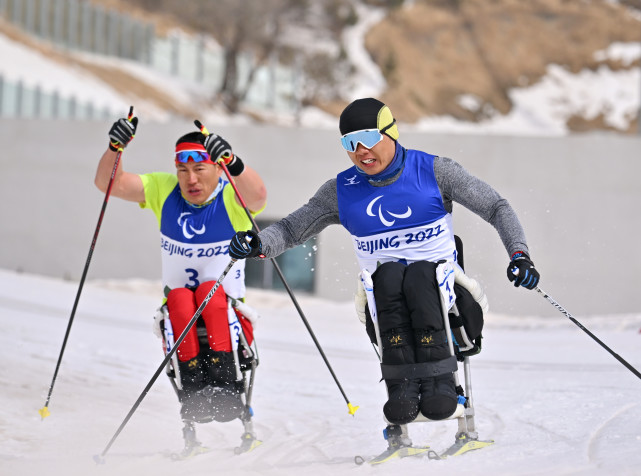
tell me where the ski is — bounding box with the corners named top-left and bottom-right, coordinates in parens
top-left (234, 432), bottom-right (263, 454)
top-left (168, 434), bottom-right (263, 460)
top-left (427, 433), bottom-right (494, 460)
top-left (355, 445), bottom-right (431, 465)
top-left (168, 443), bottom-right (212, 461)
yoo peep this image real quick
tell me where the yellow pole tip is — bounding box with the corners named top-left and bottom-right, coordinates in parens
top-left (347, 403), bottom-right (360, 416)
top-left (38, 407), bottom-right (50, 419)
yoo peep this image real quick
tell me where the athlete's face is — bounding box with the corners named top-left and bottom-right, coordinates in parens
top-left (347, 134), bottom-right (396, 175)
top-left (176, 161), bottom-right (222, 205)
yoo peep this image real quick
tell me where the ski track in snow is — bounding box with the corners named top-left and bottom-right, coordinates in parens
top-left (1, 268), bottom-right (640, 475)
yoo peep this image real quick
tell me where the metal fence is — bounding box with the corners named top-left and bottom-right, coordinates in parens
top-left (0, 0), bottom-right (299, 120)
top-left (1, 0), bottom-right (153, 60)
top-left (0, 76), bottom-right (113, 119)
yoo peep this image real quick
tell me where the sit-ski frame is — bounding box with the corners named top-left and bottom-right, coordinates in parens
top-left (160, 297), bottom-right (261, 453)
top-left (360, 263), bottom-right (493, 458)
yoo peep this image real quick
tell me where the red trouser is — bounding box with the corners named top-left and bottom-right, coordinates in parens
top-left (166, 281), bottom-right (254, 362)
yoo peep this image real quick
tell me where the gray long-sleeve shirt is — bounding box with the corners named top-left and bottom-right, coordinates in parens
top-left (258, 155), bottom-right (529, 261)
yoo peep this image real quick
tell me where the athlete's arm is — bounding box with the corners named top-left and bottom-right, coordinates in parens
top-left (433, 156), bottom-right (529, 258)
top-left (227, 164), bottom-right (267, 212)
top-left (258, 179), bottom-right (340, 258)
top-left (94, 148), bottom-right (145, 203)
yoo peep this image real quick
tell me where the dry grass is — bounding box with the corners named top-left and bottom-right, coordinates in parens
top-left (365, 0), bottom-right (641, 132)
top-left (3, 0), bottom-right (640, 132)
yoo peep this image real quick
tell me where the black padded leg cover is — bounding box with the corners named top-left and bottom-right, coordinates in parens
top-left (417, 374), bottom-right (458, 420)
top-left (383, 378), bottom-right (421, 424)
top-left (178, 356), bottom-right (206, 392)
top-left (180, 385), bottom-right (244, 423)
top-left (204, 349), bottom-right (237, 385)
top-left (403, 261), bottom-right (443, 331)
top-left (414, 331), bottom-right (457, 420)
top-left (372, 261), bottom-right (410, 333)
top-left (380, 328), bottom-right (420, 424)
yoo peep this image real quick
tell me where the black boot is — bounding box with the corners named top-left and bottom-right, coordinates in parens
top-left (383, 379), bottom-right (421, 424)
top-left (414, 329), bottom-right (458, 420)
top-left (381, 329), bottom-right (420, 424)
top-left (178, 357), bottom-right (206, 392)
top-left (204, 349), bottom-right (237, 385)
top-left (203, 385), bottom-right (244, 422)
top-left (202, 349), bottom-right (244, 422)
top-left (178, 357), bottom-right (214, 423)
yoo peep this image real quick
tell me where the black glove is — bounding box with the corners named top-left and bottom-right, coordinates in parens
top-left (507, 252), bottom-right (540, 290)
top-left (108, 116), bottom-right (138, 151)
top-left (229, 230), bottom-right (262, 260)
top-left (204, 133), bottom-right (245, 176)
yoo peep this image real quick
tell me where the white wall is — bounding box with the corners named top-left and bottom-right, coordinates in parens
top-left (2, 118), bottom-right (639, 318)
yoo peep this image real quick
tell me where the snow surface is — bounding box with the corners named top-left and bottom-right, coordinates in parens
top-left (1, 11), bottom-right (641, 476)
top-left (1, 268), bottom-right (641, 476)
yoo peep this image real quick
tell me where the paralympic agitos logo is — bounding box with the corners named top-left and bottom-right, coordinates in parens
top-left (177, 212), bottom-right (206, 239)
top-left (366, 195), bottom-right (412, 227)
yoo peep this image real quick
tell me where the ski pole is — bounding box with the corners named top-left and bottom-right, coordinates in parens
top-left (194, 120), bottom-right (359, 416)
top-left (94, 258), bottom-right (238, 463)
top-left (536, 286), bottom-right (641, 380)
top-left (39, 106), bottom-right (135, 420)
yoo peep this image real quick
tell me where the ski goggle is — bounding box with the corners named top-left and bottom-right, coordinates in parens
top-left (175, 150), bottom-right (211, 163)
top-left (340, 129), bottom-right (384, 152)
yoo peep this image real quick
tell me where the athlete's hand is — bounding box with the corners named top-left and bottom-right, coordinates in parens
top-left (204, 133), bottom-right (245, 176)
top-left (507, 252), bottom-right (540, 290)
top-left (108, 108), bottom-right (138, 151)
top-left (229, 231), bottom-right (262, 260)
